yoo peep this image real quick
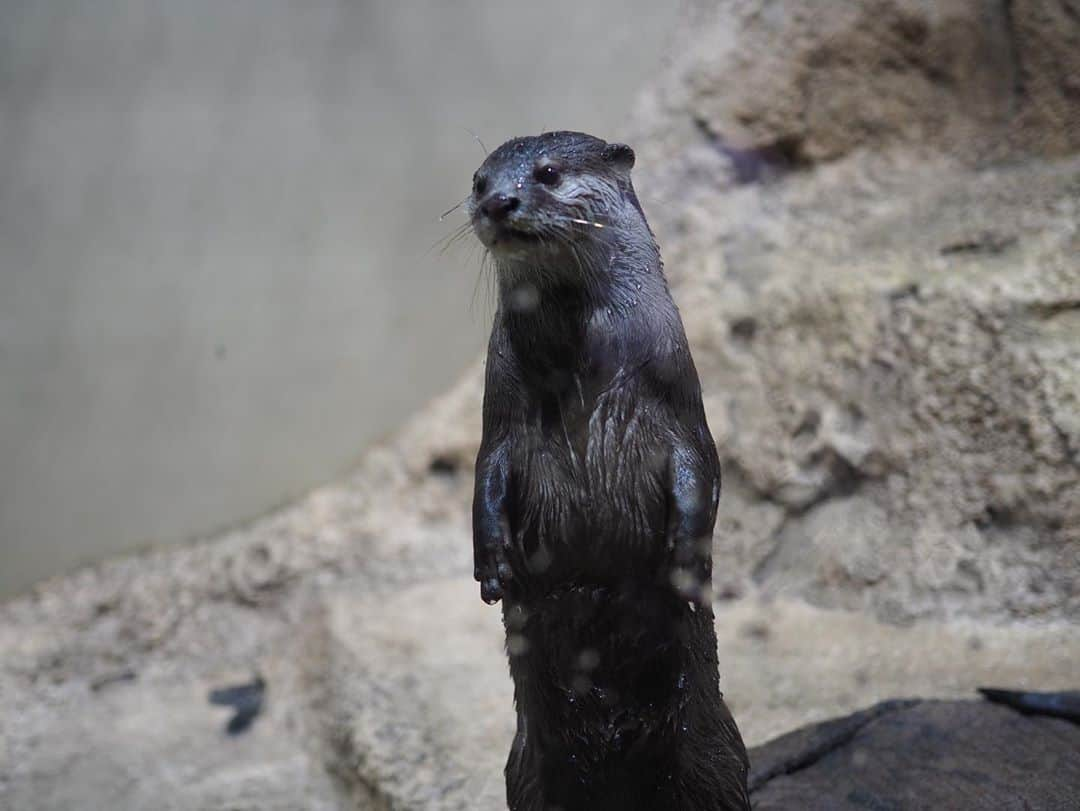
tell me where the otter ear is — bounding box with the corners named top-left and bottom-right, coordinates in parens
top-left (602, 142), bottom-right (635, 171)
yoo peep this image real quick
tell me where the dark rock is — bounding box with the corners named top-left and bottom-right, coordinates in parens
top-left (208, 675), bottom-right (266, 735)
top-left (979, 687), bottom-right (1080, 723)
top-left (750, 699), bottom-right (1080, 809)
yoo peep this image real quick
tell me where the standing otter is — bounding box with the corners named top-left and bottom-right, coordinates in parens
top-left (469, 131), bottom-right (749, 810)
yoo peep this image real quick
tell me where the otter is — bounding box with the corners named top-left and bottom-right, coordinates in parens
top-left (469, 131), bottom-right (749, 810)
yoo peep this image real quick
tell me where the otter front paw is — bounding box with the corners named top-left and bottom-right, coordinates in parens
top-left (473, 444), bottom-right (513, 605)
top-left (480, 575), bottom-right (503, 605)
top-left (475, 545), bottom-right (513, 605)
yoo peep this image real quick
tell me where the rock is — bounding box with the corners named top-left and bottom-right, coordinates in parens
top-left (622, 0), bottom-right (1080, 622)
top-left (747, 699), bottom-right (919, 792)
top-left (710, 597), bottom-right (1078, 746)
top-left (667, 145), bottom-right (1080, 625)
top-left (10, 562), bottom-right (1072, 810)
top-left (749, 699), bottom-right (1080, 809)
top-left (315, 585), bottom-right (1079, 805)
top-left (0, 663), bottom-right (352, 811)
top-left (322, 578), bottom-right (512, 811)
top-left (638, 0), bottom-right (1080, 168)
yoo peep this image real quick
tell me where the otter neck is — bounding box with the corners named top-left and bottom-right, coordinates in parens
top-left (495, 224), bottom-right (661, 382)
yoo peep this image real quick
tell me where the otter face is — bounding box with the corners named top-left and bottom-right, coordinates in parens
top-left (467, 131), bottom-right (635, 262)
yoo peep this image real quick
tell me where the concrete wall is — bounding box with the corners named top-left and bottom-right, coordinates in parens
top-left (0, 1), bottom-right (679, 595)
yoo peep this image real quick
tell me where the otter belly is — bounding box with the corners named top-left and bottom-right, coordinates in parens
top-left (504, 583), bottom-right (714, 810)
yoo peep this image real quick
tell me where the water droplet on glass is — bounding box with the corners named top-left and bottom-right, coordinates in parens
top-left (670, 568), bottom-right (698, 595)
top-left (508, 282), bottom-right (540, 313)
top-left (576, 649), bottom-right (600, 671)
top-left (507, 634), bottom-right (530, 656)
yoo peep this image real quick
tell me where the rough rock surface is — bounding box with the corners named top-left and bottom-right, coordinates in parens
top-left (654, 0), bottom-right (1080, 167)
top-left (626, 0), bottom-right (1080, 622)
top-left (650, 151), bottom-right (1080, 622)
top-left (2, 1), bottom-right (1079, 808)
top-left (749, 699), bottom-right (1080, 809)
top-left (5, 546), bottom-right (1078, 810)
top-left (321, 580), bottom-right (1079, 810)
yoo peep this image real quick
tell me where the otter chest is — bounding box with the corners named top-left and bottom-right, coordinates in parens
top-left (510, 381), bottom-right (668, 568)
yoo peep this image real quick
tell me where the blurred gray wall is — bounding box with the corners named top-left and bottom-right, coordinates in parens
top-left (0, 1), bottom-right (680, 596)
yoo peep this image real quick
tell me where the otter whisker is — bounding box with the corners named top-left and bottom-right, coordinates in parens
top-left (439, 196), bottom-right (469, 221)
top-left (465, 127), bottom-right (489, 155)
top-left (431, 220), bottom-right (475, 256)
top-left (471, 248), bottom-right (499, 318)
top-left (568, 218), bottom-right (605, 229)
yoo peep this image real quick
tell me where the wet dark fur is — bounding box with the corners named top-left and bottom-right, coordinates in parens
top-left (469, 132), bottom-right (749, 810)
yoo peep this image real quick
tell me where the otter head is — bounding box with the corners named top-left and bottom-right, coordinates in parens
top-left (467, 131), bottom-right (638, 269)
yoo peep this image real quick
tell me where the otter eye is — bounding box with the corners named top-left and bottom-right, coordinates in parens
top-left (473, 175), bottom-right (488, 195)
top-left (533, 164), bottom-right (561, 186)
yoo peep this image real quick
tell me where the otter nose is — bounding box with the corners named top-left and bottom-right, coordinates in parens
top-left (480, 193), bottom-right (520, 223)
